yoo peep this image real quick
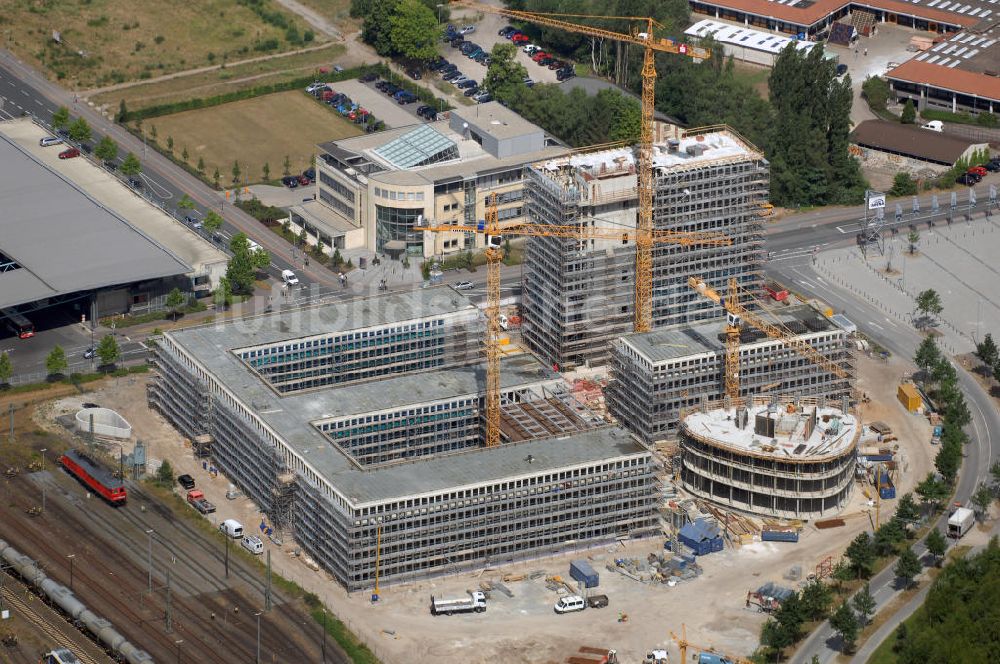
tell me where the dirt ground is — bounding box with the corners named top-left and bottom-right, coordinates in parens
top-left (37, 344), bottom-right (935, 664)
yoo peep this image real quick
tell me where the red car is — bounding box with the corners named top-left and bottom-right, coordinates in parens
top-left (968, 165), bottom-right (987, 177)
top-left (58, 147), bottom-right (80, 159)
top-left (297, 174), bottom-right (311, 186)
top-left (512, 34), bottom-right (529, 44)
top-left (532, 52), bottom-right (549, 62)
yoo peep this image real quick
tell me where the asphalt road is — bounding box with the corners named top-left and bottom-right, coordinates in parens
top-left (767, 256), bottom-right (999, 663)
top-left (0, 50), bottom-right (338, 291)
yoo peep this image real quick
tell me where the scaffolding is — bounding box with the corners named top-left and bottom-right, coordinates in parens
top-left (522, 127), bottom-right (768, 369)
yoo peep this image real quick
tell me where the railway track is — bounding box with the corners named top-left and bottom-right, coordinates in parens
top-left (0, 572), bottom-right (111, 664)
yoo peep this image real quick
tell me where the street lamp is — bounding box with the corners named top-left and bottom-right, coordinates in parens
top-left (146, 529), bottom-right (154, 593)
top-left (255, 611), bottom-right (263, 664)
top-left (175, 639), bottom-right (183, 664)
top-left (39, 448), bottom-right (47, 473)
top-left (67, 554), bottom-right (75, 591)
top-left (436, 3), bottom-right (444, 23)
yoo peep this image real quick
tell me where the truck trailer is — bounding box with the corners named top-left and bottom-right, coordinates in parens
top-left (430, 591), bottom-right (486, 615)
top-left (947, 507), bottom-right (974, 539)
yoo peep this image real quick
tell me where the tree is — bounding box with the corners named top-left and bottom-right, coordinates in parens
top-left (226, 233), bottom-right (257, 294)
top-left (197, 157), bottom-right (206, 174)
top-left (852, 583), bottom-right (876, 626)
top-left (203, 211), bottom-right (223, 234)
top-left (901, 98), bottom-right (916, 124)
top-left (890, 172), bottom-right (918, 197)
top-left (120, 152), bottom-right (142, 177)
top-left (251, 247), bottom-right (271, 271)
top-left (165, 287), bottom-right (185, 320)
top-left (925, 528), bottom-right (947, 566)
top-left (166, 135), bottom-right (174, 154)
top-left (156, 459), bottom-right (174, 486)
top-left (177, 194), bottom-right (195, 213)
top-left (213, 276), bottom-right (233, 310)
top-left (389, 0), bottom-right (438, 61)
top-left (150, 125), bottom-right (158, 143)
top-left (915, 289), bottom-right (943, 326)
top-left (95, 135), bottom-right (118, 164)
top-left (799, 579), bottom-right (833, 620)
top-left (45, 346), bottom-right (68, 377)
top-left (484, 42), bottom-right (529, 104)
top-left (760, 618), bottom-right (795, 657)
top-left (914, 336), bottom-right (941, 379)
top-left (896, 492), bottom-right (920, 526)
top-left (971, 482), bottom-right (994, 517)
top-left (0, 351), bottom-right (11, 386)
top-left (975, 333), bottom-right (998, 370)
top-left (829, 601), bottom-right (859, 653)
top-left (117, 99), bottom-right (129, 123)
top-left (283, 155), bottom-right (291, 176)
top-left (262, 162), bottom-right (270, 181)
top-left (906, 229), bottom-right (920, 255)
top-left (213, 167), bottom-right (221, 189)
top-left (894, 545), bottom-right (921, 587)
top-left (181, 146), bottom-right (189, 163)
top-left (96, 335), bottom-right (120, 368)
top-left (935, 443), bottom-right (962, 485)
top-left (52, 105), bottom-right (70, 131)
top-left (773, 591), bottom-right (805, 643)
top-left (68, 117), bottom-right (92, 143)
top-left (358, 0), bottom-right (403, 56)
top-left (873, 517), bottom-right (906, 556)
top-left (232, 160), bottom-right (241, 184)
top-left (845, 532), bottom-right (875, 579)
top-left (598, 88), bottom-right (642, 143)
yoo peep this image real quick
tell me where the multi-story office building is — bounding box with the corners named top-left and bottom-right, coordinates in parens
top-left (521, 125), bottom-right (768, 369)
top-left (606, 305), bottom-right (856, 443)
top-left (303, 103), bottom-right (566, 259)
top-left (149, 288), bottom-right (658, 590)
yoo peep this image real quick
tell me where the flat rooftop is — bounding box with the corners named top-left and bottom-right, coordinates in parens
top-left (620, 304), bottom-right (836, 364)
top-left (166, 290), bottom-right (646, 505)
top-left (685, 19), bottom-right (819, 55)
top-left (689, 0), bottom-right (980, 31)
top-left (684, 402), bottom-right (859, 458)
top-left (0, 119), bottom-right (192, 309)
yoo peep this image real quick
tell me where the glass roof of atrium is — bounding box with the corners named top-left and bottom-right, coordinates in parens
top-left (373, 124), bottom-right (459, 169)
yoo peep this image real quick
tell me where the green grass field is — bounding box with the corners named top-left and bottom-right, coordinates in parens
top-left (0, 0), bottom-right (316, 88)
top-left (146, 90), bottom-right (362, 186)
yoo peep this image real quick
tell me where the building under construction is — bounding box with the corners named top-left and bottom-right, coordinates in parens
top-left (521, 125), bottom-right (768, 369)
top-left (149, 288), bottom-right (657, 591)
top-left (606, 304), bottom-right (856, 444)
top-left (677, 397), bottom-right (860, 519)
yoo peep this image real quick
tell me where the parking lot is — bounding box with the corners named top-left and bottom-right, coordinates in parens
top-left (327, 79), bottom-right (426, 128)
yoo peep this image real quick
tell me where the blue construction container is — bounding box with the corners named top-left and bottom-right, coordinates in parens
top-left (569, 559), bottom-right (599, 588)
top-left (879, 472), bottom-right (897, 500)
top-left (863, 454), bottom-right (893, 462)
top-left (678, 518), bottom-right (724, 556)
top-left (761, 529), bottom-right (799, 543)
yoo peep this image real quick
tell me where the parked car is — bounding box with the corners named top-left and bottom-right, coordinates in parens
top-left (450, 37), bottom-right (465, 48)
top-left (554, 596), bottom-right (586, 614)
top-left (58, 147), bottom-right (80, 159)
top-left (556, 68), bottom-right (575, 81)
top-left (968, 165), bottom-right (987, 177)
top-left (39, 136), bottom-right (63, 147)
top-left (835, 63), bottom-right (848, 76)
top-left (359, 71), bottom-right (379, 82)
top-left (397, 92), bottom-right (418, 104)
top-left (303, 167), bottom-right (316, 180)
top-left (464, 86), bottom-right (479, 96)
top-left (524, 44), bottom-right (540, 54)
top-left (458, 79), bottom-right (477, 89)
top-left (548, 60), bottom-right (568, 70)
top-left (985, 160), bottom-right (1000, 172)
top-left (445, 71), bottom-right (465, 82)
top-left (406, 69), bottom-right (422, 80)
top-left (499, 26), bottom-right (517, 37)
top-left (523, 78), bottom-right (535, 87)
top-left (956, 172), bottom-right (980, 185)
top-left (177, 474), bottom-right (196, 490)
top-left (282, 175), bottom-right (300, 188)
top-left (83, 347), bottom-right (96, 359)
top-left (128, 177), bottom-right (143, 189)
top-left (460, 24), bottom-right (476, 34)
top-left (532, 51), bottom-right (549, 62)
top-left (475, 93), bottom-right (493, 103)
top-left (454, 281), bottom-right (474, 290)
top-left (306, 81), bottom-right (325, 93)
top-left (512, 33), bottom-right (529, 44)
top-left (297, 174), bottom-right (311, 186)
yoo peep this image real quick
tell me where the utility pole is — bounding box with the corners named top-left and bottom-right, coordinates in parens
top-left (255, 611), bottom-right (263, 664)
top-left (165, 569), bottom-right (172, 633)
top-left (265, 550), bottom-right (272, 612)
top-left (66, 554), bottom-right (75, 591)
top-left (146, 529), bottom-right (154, 593)
top-left (7, 403), bottom-right (13, 442)
top-left (321, 608), bottom-right (327, 663)
top-left (225, 535), bottom-right (230, 579)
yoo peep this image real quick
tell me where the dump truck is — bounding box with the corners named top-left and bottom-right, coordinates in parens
top-left (429, 591), bottom-right (486, 615)
top-left (186, 489), bottom-right (216, 514)
top-left (948, 507), bottom-right (974, 539)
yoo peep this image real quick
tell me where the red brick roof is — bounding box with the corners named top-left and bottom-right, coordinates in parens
top-left (696, 0), bottom-right (978, 29)
top-left (887, 59), bottom-right (1000, 102)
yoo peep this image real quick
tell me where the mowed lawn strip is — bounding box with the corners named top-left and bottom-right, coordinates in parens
top-left (148, 91), bottom-right (362, 184)
top-left (6, 0), bottom-right (312, 88)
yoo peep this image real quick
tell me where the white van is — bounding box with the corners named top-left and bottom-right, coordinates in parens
top-left (39, 136), bottom-right (63, 147)
top-left (921, 120), bottom-right (944, 132)
top-left (241, 534), bottom-right (264, 555)
top-left (281, 269), bottom-right (299, 286)
top-left (219, 519), bottom-right (244, 539)
top-left (554, 595), bottom-right (586, 614)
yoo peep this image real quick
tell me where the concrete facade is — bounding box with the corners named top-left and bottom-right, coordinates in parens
top-left (521, 126), bottom-right (768, 369)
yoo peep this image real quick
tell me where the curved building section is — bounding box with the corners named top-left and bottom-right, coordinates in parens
top-left (679, 398), bottom-right (858, 519)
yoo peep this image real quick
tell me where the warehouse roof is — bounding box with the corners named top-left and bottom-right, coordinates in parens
top-left (688, 0), bottom-right (978, 30)
top-left (886, 57), bottom-right (1000, 103)
top-left (850, 119), bottom-right (984, 165)
top-left (0, 122), bottom-right (191, 310)
top-left (619, 304), bottom-right (836, 364)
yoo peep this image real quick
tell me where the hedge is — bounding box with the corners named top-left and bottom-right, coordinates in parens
top-left (127, 64), bottom-right (383, 120)
top-left (920, 107), bottom-right (999, 128)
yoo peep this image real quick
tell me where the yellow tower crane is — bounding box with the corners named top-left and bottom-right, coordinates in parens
top-left (671, 624), bottom-right (754, 664)
top-left (421, 195), bottom-right (730, 447)
top-left (450, 0), bottom-right (710, 333)
top-left (687, 276), bottom-right (854, 403)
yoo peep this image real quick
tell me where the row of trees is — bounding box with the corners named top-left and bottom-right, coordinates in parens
top-left (53, 105), bottom-right (143, 177)
top-left (914, 335), bottom-right (972, 485)
top-left (0, 336), bottom-right (122, 388)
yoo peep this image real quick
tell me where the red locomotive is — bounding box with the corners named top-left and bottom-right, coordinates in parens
top-left (59, 449), bottom-right (126, 505)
